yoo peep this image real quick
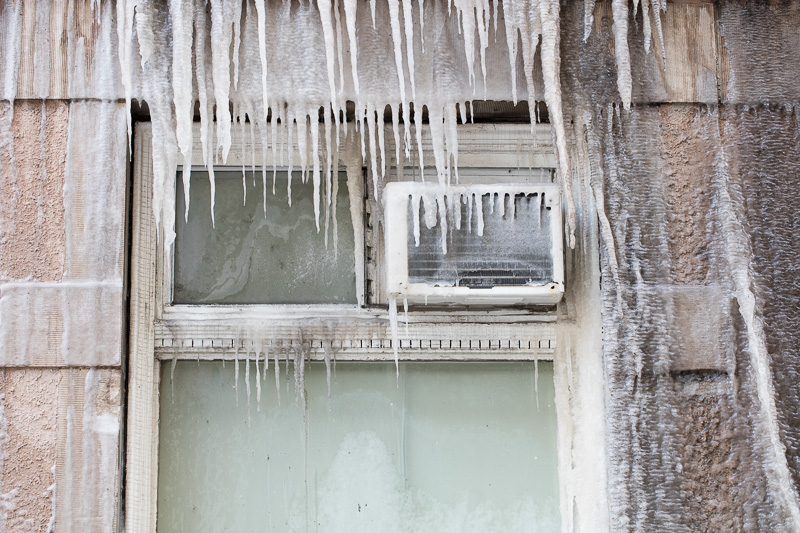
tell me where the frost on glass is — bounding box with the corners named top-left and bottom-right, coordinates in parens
top-left (157, 361), bottom-right (560, 532)
top-left (173, 171), bottom-right (356, 304)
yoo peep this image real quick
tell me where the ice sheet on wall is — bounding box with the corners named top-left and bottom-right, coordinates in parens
top-left (110, 0), bottom-right (664, 247)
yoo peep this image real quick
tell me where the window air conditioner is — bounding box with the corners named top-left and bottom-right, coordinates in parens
top-left (384, 182), bottom-right (565, 306)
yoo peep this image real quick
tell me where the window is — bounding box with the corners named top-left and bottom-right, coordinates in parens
top-left (127, 121), bottom-right (567, 532)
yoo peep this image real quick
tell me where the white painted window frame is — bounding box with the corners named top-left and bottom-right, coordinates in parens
top-left (125, 121), bottom-right (566, 532)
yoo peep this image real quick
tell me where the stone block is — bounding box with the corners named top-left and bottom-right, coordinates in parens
top-left (0, 281), bottom-right (122, 367)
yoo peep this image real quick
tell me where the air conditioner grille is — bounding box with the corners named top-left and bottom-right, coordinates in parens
top-left (408, 193), bottom-right (555, 289)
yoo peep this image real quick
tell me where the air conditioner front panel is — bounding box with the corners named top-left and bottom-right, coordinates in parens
top-left (384, 182), bottom-right (564, 306)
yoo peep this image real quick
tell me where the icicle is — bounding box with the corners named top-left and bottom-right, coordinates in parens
top-left (418, 0), bottom-right (426, 52)
top-left (194, 4), bottom-right (216, 227)
top-left (477, 0), bottom-right (490, 93)
top-left (402, 296), bottom-right (409, 335)
top-left (387, 0), bottom-right (410, 137)
top-left (466, 192), bottom-right (473, 232)
top-left (421, 193), bottom-right (438, 229)
top-left (427, 105), bottom-right (448, 185)
top-left (444, 103), bottom-right (459, 183)
top-left (274, 349), bottom-right (281, 405)
top-left (311, 108), bottom-right (322, 231)
top-left (317, 0), bottom-right (338, 110)
top-left (475, 193), bottom-right (484, 236)
top-left (169, 0), bottom-right (194, 222)
top-left (414, 107), bottom-right (425, 181)
top-left (255, 0), bottom-right (270, 121)
top-left (390, 103), bottom-right (402, 168)
top-left (454, 193), bottom-right (462, 230)
top-left (366, 104), bottom-right (380, 199)
top-left (332, 133), bottom-right (342, 256)
top-left (255, 348), bottom-right (262, 409)
top-left (234, 345), bottom-right (240, 406)
top-left (412, 193), bottom-right (422, 246)
top-left (388, 296), bottom-right (400, 379)
top-left (611, 0), bottom-right (632, 109)
top-left (324, 116), bottom-right (333, 248)
top-left (437, 193), bottom-right (448, 254)
top-left (402, 0), bottom-right (417, 101)
top-left (232, 0), bottom-right (243, 90)
top-left (323, 341), bottom-right (332, 402)
top-left (502, 0), bottom-right (519, 104)
top-left (454, 0), bottom-right (477, 88)
top-left (297, 112), bottom-right (310, 184)
top-left (333, 0), bottom-right (346, 90)
top-left (377, 108), bottom-right (387, 181)
top-left (534, 355), bottom-right (540, 410)
top-left (343, 0), bottom-right (360, 101)
top-left (286, 107), bottom-right (296, 205)
top-left (244, 349), bottom-right (251, 407)
top-left (210, 0), bottom-right (235, 163)
top-left (270, 105), bottom-right (279, 195)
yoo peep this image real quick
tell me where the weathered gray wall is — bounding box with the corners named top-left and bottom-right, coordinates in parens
top-left (562, 1), bottom-right (800, 530)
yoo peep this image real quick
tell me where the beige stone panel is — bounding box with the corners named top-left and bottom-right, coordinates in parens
top-left (657, 3), bottom-right (718, 104)
top-left (0, 369), bottom-right (59, 533)
top-left (591, 2), bottom-right (718, 104)
top-left (15, 0), bottom-right (124, 100)
top-left (55, 368), bottom-right (121, 533)
top-left (0, 1), bottom-right (23, 101)
top-left (0, 281), bottom-right (122, 367)
top-left (63, 101), bottom-right (127, 282)
top-left (0, 100), bottom-right (68, 283)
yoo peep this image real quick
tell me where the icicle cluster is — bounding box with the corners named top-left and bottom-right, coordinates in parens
top-left (113, 0), bottom-right (664, 249)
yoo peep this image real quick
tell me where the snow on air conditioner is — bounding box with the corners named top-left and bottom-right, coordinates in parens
top-left (384, 182), bottom-right (565, 306)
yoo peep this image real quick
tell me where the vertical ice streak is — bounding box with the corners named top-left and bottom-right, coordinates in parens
top-left (611, 0), bottom-right (632, 109)
top-left (713, 125), bottom-right (800, 528)
top-left (538, 0), bottom-right (577, 248)
top-left (115, 0), bottom-right (136, 145)
top-left (388, 296), bottom-right (400, 379)
top-left (583, 0), bottom-right (596, 40)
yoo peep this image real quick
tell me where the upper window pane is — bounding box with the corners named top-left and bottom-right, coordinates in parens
top-left (173, 170), bottom-right (356, 304)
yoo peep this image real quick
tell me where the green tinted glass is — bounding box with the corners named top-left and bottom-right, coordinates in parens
top-left (158, 361), bottom-right (560, 532)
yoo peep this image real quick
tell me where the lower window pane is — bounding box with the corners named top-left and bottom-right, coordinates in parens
top-left (157, 361), bottom-right (560, 532)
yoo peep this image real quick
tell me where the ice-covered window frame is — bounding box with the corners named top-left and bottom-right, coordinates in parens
top-left (126, 120), bottom-right (571, 532)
